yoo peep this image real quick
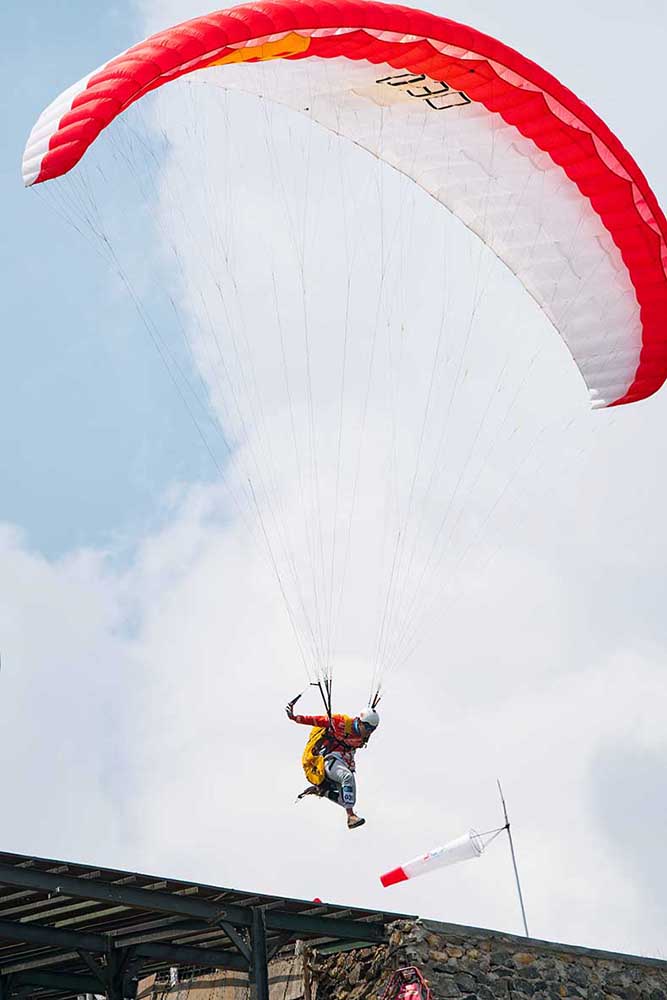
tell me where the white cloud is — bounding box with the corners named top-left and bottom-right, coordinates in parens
top-left (0, 524), bottom-right (133, 862)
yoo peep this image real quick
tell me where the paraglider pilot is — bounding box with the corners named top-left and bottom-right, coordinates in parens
top-left (286, 699), bottom-right (379, 829)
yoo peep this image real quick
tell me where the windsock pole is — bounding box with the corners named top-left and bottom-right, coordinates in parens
top-left (497, 779), bottom-right (529, 938)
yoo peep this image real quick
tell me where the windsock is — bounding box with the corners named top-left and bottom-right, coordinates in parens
top-left (380, 831), bottom-right (484, 887)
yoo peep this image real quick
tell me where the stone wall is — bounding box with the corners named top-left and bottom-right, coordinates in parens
top-left (308, 919), bottom-right (667, 1000)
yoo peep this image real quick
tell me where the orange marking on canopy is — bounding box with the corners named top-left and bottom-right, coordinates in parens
top-left (208, 32), bottom-right (311, 66)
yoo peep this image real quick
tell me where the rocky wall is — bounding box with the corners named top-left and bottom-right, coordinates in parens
top-left (309, 919), bottom-right (667, 1000)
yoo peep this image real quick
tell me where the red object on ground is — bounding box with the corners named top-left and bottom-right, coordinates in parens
top-left (379, 967), bottom-right (432, 1000)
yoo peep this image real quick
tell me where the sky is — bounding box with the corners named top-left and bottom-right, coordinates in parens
top-left (2, 0), bottom-right (667, 966)
top-left (2, 3), bottom-right (216, 557)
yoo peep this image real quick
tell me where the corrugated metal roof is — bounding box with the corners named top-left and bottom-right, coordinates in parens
top-left (0, 850), bottom-right (410, 1000)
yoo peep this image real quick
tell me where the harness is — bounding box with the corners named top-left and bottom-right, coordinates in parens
top-left (319, 719), bottom-right (368, 769)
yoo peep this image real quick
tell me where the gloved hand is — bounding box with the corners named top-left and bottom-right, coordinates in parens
top-left (286, 692), bottom-right (302, 719)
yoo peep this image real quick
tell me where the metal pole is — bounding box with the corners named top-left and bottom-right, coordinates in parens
top-left (251, 908), bottom-right (269, 1000)
top-left (103, 946), bottom-right (139, 1000)
top-left (497, 779), bottom-right (530, 938)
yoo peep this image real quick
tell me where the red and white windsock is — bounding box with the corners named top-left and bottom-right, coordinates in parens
top-left (380, 831), bottom-right (484, 887)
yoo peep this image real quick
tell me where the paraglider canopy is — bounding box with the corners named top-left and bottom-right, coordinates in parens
top-left (23, 0), bottom-right (667, 409)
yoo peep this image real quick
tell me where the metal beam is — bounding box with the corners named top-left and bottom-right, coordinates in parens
top-left (0, 920), bottom-right (247, 974)
top-left (107, 948), bottom-right (132, 1000)
top-left (0, 866), bottom-right (250, 929)
top-left (250, 910), bottom-right (268, 1000)
top-left (26, 951), bottom-right (138, 1000)
top-left (119, 954), bottom-right (144, 1000)
top-left (138, 939), bottom-right (246, 971)
top-left (1, 952), bottom-right (79, 975)
top-left (108, 916), bottom-right (191, 938)
top-left (76, 950), bottom-right (106, 987)
top-left (12, 970), bottom-right (102, 993)
top-left (218, 923), bottom-right (251, 963)
top-left (266, 934), bottom-right (292, 962)
top-left (265, 911), bottom-right (385, 943)
top-left (0, 919), bottom-right (104, 955)
top-left (115, 922), bottom-right (205, 947)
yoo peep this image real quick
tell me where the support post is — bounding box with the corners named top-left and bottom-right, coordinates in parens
top-left (0, 976), bottom-right (14, 1000)
top-left (108, 946), bottom-right (139, 1000)
top-left (78, 947), bottom-right (138, 1000)
top-left (250, 908), bottom-right (269, 1000)
top-left (497, 779), bottom-right (530, 938)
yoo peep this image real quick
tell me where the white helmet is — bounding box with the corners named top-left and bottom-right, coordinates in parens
top-left (358, 707), bottom-right (380, 729)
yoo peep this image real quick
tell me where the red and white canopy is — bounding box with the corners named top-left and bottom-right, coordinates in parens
top-left (23, 0), bottom-right (667, 407)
